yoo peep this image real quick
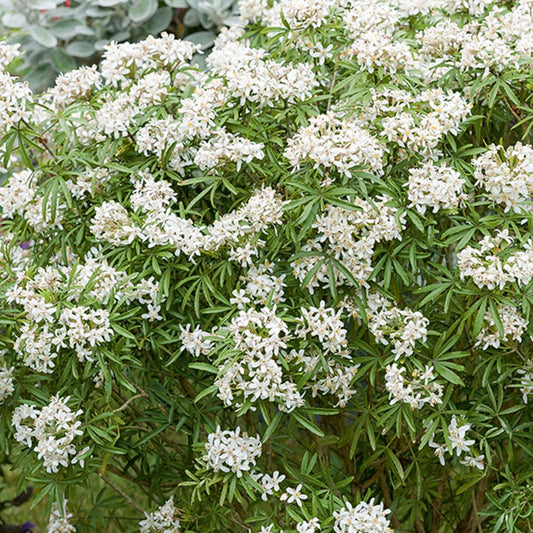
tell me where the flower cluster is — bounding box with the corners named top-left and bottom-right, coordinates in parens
top-left (203, 427), bottom-right (262, 477)
top-left (6, 252), bottom-right (164, 373)
top-left (429, 415), bottom-right (483, 469)
top-left (457, 232), bottom-right (533, 290)
top-left (47, 500), bottom-right (76, 533)
top-left (0, 363), bottom-right (15, 404)
top-left (285, 112), bottom-right (385, 177)
top-left (385, 364), bottom-right (443, 409)
top-left (367, 294), bottom-right (429, 360)
top-left (212, 306), bottom-right (304, 412)
top-left (475, 304), bottom-right (527, 350)
top-left (292, 196), bottom-right (405, 292)
top-left (474, 143), bottom-right (533, 213)
top-left (139, 497), bottom-right (181, 533)
top-left (407, 161), bottom-right (465, 214)
top-left (333, 499), bottom-right (392, 533)
top-left (0, 46), bottom-right (32, 134)
top-left (12, 396), bottom-right (87, 474)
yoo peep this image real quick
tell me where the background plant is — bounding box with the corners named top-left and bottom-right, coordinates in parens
top-left (0, 0), bottom-right (239, 91)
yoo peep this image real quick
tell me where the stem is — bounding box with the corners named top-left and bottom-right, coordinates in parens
top-left (99, 473), bottom-right (145, 515)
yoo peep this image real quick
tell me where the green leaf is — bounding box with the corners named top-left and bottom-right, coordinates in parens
top-left (386, 448), bottom-right (405, 481)
top-left (129, 0), bottom-right (158, 23)
top-left (111, 323), bottom-right (137, 340)
top-left (292, 412), bottom-right (325, 437)
top-left (146, 7), bottom-right (173, 34)
top-left (189, 362), bottom-right (218, 374)
top-left (434, 362), bottom-right (465, 386)
top-left (51, 18), bottom-right (81, 40)
top-left (2, 13), bottom-right (27, 28)
top-left (29, 25), bottom-right (58, 48)
top-left (186, 31), bottom-right (216, 50)
top-left (51, 49), bottom-right (77, 73)
top-left (263, 412), bottom-right (283, 441)
top-left (65, 41), bottom-right (95, 58)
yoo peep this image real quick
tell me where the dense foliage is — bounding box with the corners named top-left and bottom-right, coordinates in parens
top-left (0, 0), bottom-right (532, 531)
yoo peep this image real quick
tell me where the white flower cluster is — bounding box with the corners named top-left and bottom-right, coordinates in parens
top-left (311, 362), bottom-right (359, 408)
top-left (418, 0), bottom-right (533, 77)
top-left (407, 161), bottom-right (465, 214)
top-left (59, 307), bottom-right (113, 362)
top-left (0, 169), bottom-right (35, 218)
top-left (0, 53), bottom-right (31, 134)
top-left (91, 200), bottom-right (139, 245)
top-left (100, 32), bottom-right (200, 87)
top-left (6, 251), bottom-right (164, 373)
top-left (47, 500), bottom-right (76, 533)
top-left (277, 0), bottom-right (336, 29)
top-left (253, 470), bottom-right (286, 501)
top-left (429, 415), bottom-right (483, 469)
top-left (0, 364), bottom-right (15, 403)
top-left (134, 75), bottom-right (225, 169)
top-left (379, 90), bottom-right (471, 154)
top-left (296, 518), bottom-right (321, 533)
top-left (343, 31), bottom-right (415, 75)
top-left (66, 167), bottom-right (111, 200)
top-left (475, 304), bottom-right (527, 350)
top-left (342, 0), bottom-right (399, 38)
top-left (179, 324), bottom-right (216, 358)
top-left (214, 306), bottom-right (305, 412)
top-left (0, 42), bottom-right (21, 70)
top-left (203, 426), bottom-right (262, 477)
top-left (367, 294), bottom-right (429, 360)
top-left (12, 396), bottom-right (87, 473)
top-left (139, 497), bottom-right (181, 533)
top-left (194, 127), bottom-right (265, 172)
top-left (292, 196), bottom-right (405, 292)
top-left (333, 499), bottom-right (392, 533)
top-left (94, 169), bottom-right (284, 264)
top-left (297, 301), bottom-right (348, 355)
top-left (231, 262), bottom-right (287, 306)
top-left (207, 37), bottom-right (318, 107)
top-left (457, 232), bottom-right (533, 290)
top-left (0, 169), bottom-right (64, 232)
top-left (473, 143), bottom-right (533, 213)
top-left (95, 93), bottom-right (138, 138)
top-left (385, 363), bottom-right (443, 409)
top-left (285, 112), bottom-right (384, 177)
top-left (47, 65), bottom-right (101, 109)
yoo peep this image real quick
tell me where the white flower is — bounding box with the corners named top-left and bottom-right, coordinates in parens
top-left (280, 484), bottom-right (308, 507)
top-left (140, 497), bottom-right (181, 532)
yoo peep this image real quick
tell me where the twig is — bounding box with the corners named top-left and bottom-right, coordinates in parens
top-left (99, 473), bottom-right (145, 515)
top-left (112, 393), bottom-right (147, 413)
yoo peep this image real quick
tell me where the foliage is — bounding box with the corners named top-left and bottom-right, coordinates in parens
top-left (0, 0), bottom-right (532, 532)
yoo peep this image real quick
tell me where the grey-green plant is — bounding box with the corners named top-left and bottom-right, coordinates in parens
top-left (0, 0), bottom-right (179, 90)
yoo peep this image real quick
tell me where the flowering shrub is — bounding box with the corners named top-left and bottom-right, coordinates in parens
top-left (0, 0), bottom-right (532, 531)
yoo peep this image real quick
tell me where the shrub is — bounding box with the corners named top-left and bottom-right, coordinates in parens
top-left (0, 0), bottom-right (532, 531)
